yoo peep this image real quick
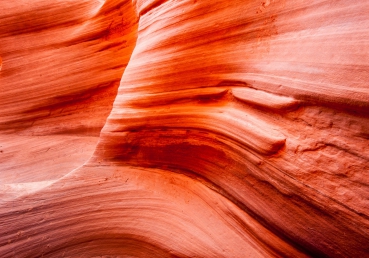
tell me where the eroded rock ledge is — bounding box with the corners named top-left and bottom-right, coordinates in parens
top-left (0, 0), bottom-right (368, 257)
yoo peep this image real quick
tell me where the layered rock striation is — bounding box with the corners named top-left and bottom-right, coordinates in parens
top-left (0, 0), bottom-right (368, 257)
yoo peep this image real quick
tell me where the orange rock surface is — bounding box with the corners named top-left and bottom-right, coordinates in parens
top-left (1, 0), bottom-right (368, 257)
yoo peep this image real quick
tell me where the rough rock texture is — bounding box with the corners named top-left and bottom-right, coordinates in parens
top-left (1, 0), bottom-right (369, 257)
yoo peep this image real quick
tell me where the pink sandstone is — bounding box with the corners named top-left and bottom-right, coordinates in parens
top-left (0, 0), bottom-right (368, 257)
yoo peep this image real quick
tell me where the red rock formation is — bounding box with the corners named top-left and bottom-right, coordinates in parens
top-left (1, 0), bottom-right (369, 257)
top-left (0, 0), bottom-right (138, 134)
top-left (0, 0), bottom-right (137, 182)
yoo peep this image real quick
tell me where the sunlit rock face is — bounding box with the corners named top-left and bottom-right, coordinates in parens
top-left (1, 0), bottom-right (369, 257)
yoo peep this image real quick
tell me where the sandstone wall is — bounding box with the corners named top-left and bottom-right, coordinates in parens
top-left (0, 0), bottom-right (368, 257)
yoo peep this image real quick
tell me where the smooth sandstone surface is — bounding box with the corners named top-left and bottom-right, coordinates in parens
top-left (1, 0), bottom-right (369, 257)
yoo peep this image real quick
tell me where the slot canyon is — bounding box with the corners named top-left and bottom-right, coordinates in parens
top-left (0, 0), bottom-right (368, 257)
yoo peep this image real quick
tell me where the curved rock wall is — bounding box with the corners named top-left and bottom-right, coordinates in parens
top-left (1, 0), bottom-right (368, 257)
top-left (0, 0), bottom-right (138, 135)
top-left (0, 0), bottom-right (137, 183)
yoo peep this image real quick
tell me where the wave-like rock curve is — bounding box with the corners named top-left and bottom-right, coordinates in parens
top-left (1, 0), bottom-right (369, 257)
